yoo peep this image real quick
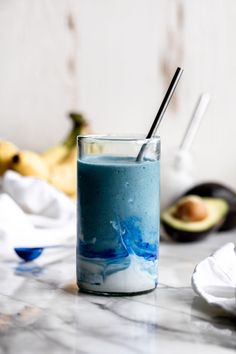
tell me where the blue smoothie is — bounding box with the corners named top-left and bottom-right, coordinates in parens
top-left (77, 155), bottom-right (160, 294)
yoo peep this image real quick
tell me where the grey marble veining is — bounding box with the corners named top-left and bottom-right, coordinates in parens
top-left (0, 233), bottom-right (235, 354)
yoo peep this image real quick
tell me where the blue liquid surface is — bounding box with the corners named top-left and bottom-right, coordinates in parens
top-left (77, 156), bottom-right (160, 293)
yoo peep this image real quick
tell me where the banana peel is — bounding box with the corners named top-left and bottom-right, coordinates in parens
top-left (0, 140), bottom-right (19, 175)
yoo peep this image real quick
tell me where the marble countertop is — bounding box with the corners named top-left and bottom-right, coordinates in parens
top-left (0, 232), bottom-right (235, 354)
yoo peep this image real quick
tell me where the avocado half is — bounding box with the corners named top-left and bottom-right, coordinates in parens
top-left (161, 197), bottom-right (229, 242)
top-left (184, 183), bottom-right (236, 232)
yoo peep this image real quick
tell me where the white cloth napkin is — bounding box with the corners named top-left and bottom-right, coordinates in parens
top-left (192, 243), bottom-right (236, 316)
top-left (0, 171), bottom-right (76, 256)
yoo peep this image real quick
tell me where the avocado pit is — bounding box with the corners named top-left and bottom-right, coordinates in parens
top-left (173, 196), bottom-right (208, 222)
top-left (184, 182), bottom-right (236, 231)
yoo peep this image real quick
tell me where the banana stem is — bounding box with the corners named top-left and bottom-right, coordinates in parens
top-left (63, 112), bottom-right (88, 149)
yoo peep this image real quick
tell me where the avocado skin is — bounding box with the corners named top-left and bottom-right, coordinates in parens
top-left (162, 221), bottom-right (220, 243)
top-left (184, 183), bottom-right (236, 232)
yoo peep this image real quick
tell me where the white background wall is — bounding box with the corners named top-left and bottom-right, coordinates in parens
top-left (0, 0), bottom-right (236, 187)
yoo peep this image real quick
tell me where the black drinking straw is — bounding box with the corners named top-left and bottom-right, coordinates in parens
top-left (136, 67), bottom-right (183, 161)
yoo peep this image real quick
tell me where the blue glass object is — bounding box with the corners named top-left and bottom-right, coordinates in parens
top-left (14, 247), bottom-right (44, 262)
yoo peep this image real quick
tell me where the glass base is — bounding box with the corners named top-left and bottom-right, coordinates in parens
top-left (78, 284), bottom-right (157, 297)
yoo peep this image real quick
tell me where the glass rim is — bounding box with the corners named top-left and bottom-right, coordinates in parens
top-left (77, 134), bottom-right (160, 144)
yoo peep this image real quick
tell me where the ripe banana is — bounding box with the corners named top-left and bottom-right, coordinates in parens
top-left (10, 149), bottom-right (76, 198)
top-left (0, 112), bottom-right (90, 199)
top-left (42, 145), bottom-right (68, 167)
top-left (42, 112), bottom-right (89, 167)
top-left (0, 140), bottom-right (19, 175)
top-left (11, 151), bottom-right (50, 180)
top-left (49, 148), bottom-right (76, 196)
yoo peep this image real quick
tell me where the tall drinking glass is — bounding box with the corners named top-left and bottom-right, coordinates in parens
top-left (77, 136), bottom-right (160, 295)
